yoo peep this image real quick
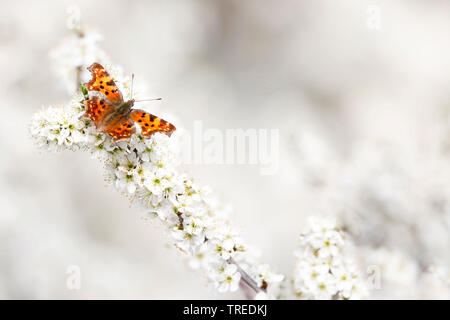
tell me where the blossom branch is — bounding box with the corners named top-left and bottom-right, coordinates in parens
top-left (229, 257), bottom-right (266, 296)
top-left (33, 14), bottom-right (284, 298)
top-left (292, 217), bottom-right (368, 299)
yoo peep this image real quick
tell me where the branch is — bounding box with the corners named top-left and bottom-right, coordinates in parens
top-left (229, 257), bottom-right (266, 298)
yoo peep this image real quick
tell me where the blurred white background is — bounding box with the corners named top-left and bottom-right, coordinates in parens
top-left (1, 0), bottom-right (450, 299)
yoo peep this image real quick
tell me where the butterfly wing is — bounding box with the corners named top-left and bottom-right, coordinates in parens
top-left (81, 96), bottom-right (116, 129)
top-left (104, 116), bottom-right (136, 142)
top-left (129, 109), bottom-right (176, 137)
top-left (86, 63), bottom-right (123, 105)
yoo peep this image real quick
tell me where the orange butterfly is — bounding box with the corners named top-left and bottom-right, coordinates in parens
top-left (80, 62), bottom-right (176, 142)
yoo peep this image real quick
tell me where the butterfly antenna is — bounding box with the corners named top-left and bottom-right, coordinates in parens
top-left (130, 73), bottom-right (135, 100)
top-left (134, 98), bottom-right (162, 103)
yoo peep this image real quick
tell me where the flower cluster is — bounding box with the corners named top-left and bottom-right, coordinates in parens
top-left (292, 217), bottom-right (368, 299)
top-left (49, 6), bottom-right (109, 94)
top-left (49, 30), bottom-right (106, 94)
top-left (31, 20), bottom-right (284, 297)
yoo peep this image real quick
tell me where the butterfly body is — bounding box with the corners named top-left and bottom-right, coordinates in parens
top-left (81, 63), bottom-right (175, 142)
top-left (100, 99), bottom-right (134, 129)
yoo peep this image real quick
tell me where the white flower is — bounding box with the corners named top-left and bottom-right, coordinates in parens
top-left (312, 273), bottom-right (337, 300)
top-left (183, 216), bottom-right (204, 236)
top-left (214, 264), bottom-right (242, 293)
top-left (333, 267), bottom-right (355, 298)
top-left (171, 194), bottom-right (196, 216)
top-left (112, 152), bottom-right (141, 194)
top-left (172, 228), bottom-right (205, 253)
top-left (188, 243), bottom-right (211, 270)
top-left (255, 264), bottom-right (285, 287)
top-left (143, 169), bottom-right (167, 196)
top-left (115, 169), bottom-right (138, 194)
top-left (208, 224), bottom-right (245, 260)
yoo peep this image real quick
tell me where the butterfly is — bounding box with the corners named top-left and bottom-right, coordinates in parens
top-left (80, 62), bottom-right (176, 142)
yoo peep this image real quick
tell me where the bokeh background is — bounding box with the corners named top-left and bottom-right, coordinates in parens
top-left (1, 0), bottom-right (450, 299)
